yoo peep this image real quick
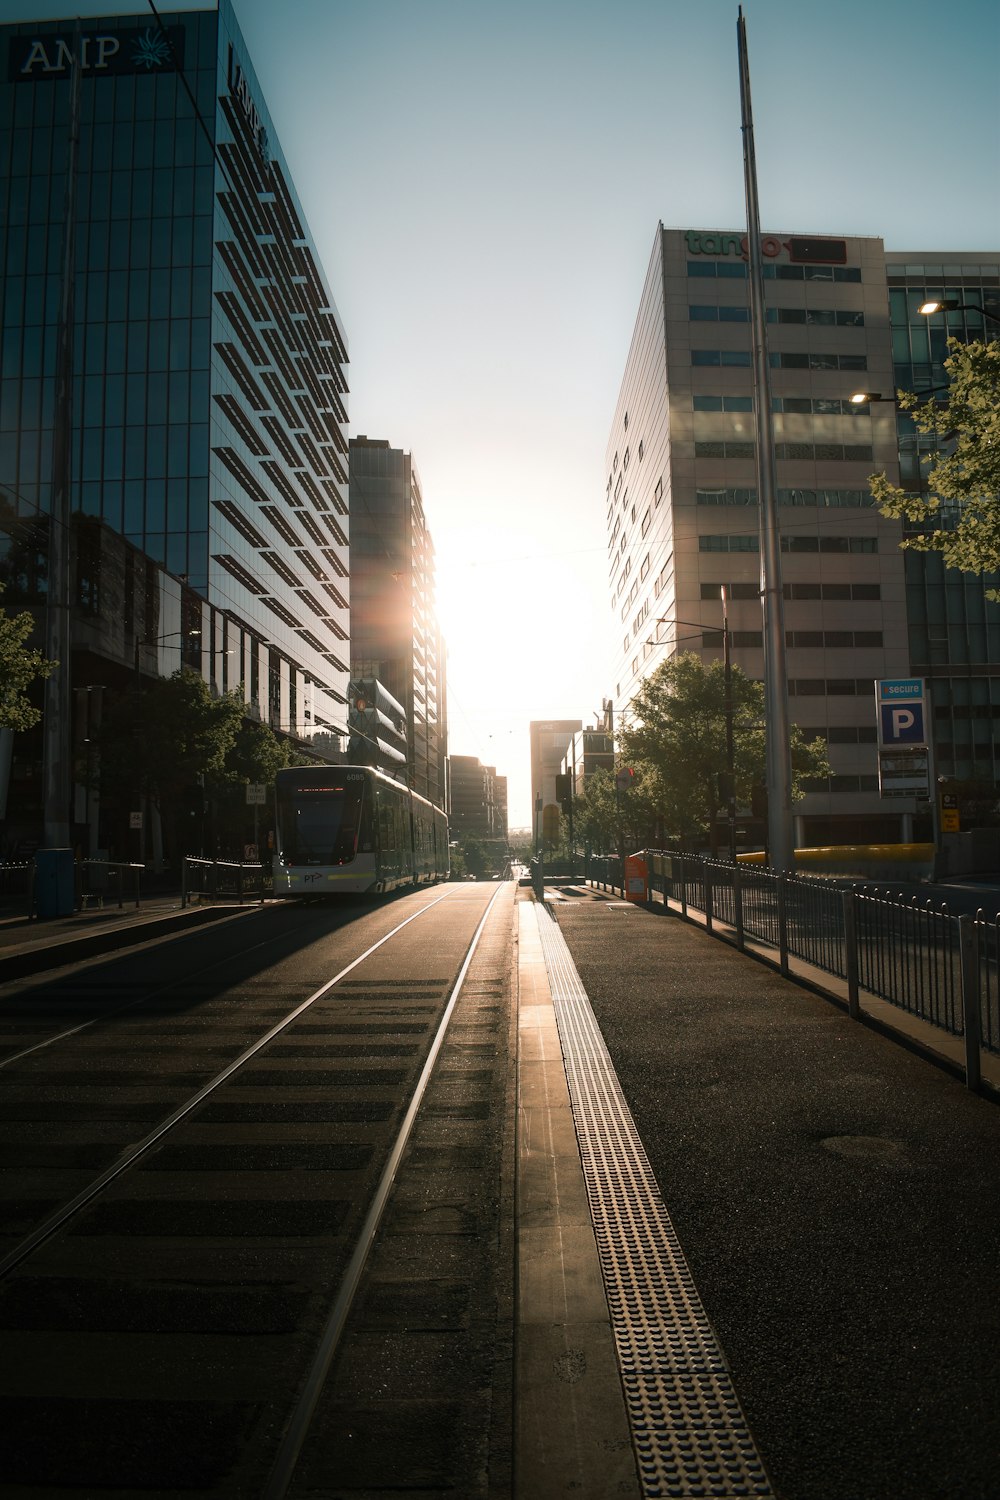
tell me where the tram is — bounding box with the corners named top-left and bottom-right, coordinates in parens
top-left (272, 765), bottom-right (449, 896)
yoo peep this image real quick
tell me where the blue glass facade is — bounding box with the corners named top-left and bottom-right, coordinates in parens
top-left (885, 253), bottom-right (1000, 784)
top-left (0, 2), bottom-right (350, 754)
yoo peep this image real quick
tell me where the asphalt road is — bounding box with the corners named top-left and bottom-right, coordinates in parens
top-left (552, 887), bottom-right (1000, 1500)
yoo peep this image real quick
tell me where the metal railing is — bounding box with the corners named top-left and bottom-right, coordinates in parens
top-left (181, 857), bottom-right (268, 906)
top-left (588, 855), bottom-right (624, 895)
top-left (76, 860), bottom-right (143, 910)
top-left (0, 862), bottom-right (32, 904)
top-left (633, 850), bottom-right (1000, 1090)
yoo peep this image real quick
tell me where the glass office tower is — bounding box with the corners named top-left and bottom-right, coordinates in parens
top-left (348, 438), bottom-right (447, 809)
top-left (884, 252), bottom-right (1000, 788)
top-left (0, 3), bottom-right (350, 845)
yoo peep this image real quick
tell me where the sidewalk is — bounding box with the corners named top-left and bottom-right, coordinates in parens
top-left (526, 879), bottom-right (1000, 1500)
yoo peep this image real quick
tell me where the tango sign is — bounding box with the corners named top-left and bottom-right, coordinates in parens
top-left (684, 230), bottom-right (848, 265)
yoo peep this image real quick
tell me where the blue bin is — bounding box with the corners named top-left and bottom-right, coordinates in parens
top-left (34, 848), bottom-right (75, 919)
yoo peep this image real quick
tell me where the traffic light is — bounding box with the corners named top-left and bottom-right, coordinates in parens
top-left (554, 773), bottom-right (572, 814)
top-left (542, 803), bottom-right (561, 845)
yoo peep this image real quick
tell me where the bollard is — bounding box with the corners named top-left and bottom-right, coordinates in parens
top-left (842, 888), bottom-right (860, 1020)
top-left (959, 915), bottom-right (982, 1093)
top-left (733, 861), bottom-right (745, 951)
top-left (777, 875), bottom-right (790, 977)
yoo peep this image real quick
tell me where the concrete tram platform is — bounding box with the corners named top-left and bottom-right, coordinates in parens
top-left (0, 896), bottom-right (261, 981)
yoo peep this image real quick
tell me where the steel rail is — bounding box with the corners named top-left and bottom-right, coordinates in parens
top-left (0, 886), bottom-right (460, 1281)
top-left (262, 880), bottom-right (510, 1499)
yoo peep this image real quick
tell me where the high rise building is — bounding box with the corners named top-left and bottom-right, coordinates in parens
top-left (529, 719), bottom-right (581, 844)
top-left (882, 253), bottom-right (1000, 791)
top-left (449, 753), bottom-right (506, 841)
top-left (0, 3), bottom-right (351, 850)
top-left (606, 226), bottom-right (1000, 846)
top-left (563, 728), bottom-right (615, 798)
top-left (349, 437), bottom-right (447, 808)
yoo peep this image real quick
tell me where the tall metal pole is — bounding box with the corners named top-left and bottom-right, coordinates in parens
top-left (737, 7), bottom-right (794, 872)
top-left (721, 587), bottom-right (737, 863)
top-left (41, 29), bottom-right (81, 848)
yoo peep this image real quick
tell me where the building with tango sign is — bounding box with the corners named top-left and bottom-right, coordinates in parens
top-left (606, 225), bottom-right (1000, 847)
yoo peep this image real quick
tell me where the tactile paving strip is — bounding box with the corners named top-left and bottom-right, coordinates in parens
top-left (535, 903), bottom-right (775, 1498)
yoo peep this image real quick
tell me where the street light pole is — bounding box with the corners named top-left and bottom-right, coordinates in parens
top-left (737, 8), bottom-right (794, 873)
top-left (721, 587), bottom-right (737, 863)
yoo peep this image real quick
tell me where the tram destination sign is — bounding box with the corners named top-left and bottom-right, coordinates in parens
top-left (9, 26), bottom-right (185, 82)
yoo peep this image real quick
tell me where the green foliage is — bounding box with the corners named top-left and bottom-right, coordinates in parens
top-left (0, 584), bottom-right (55, 731)
top-left (95, 670), bottom-right (240, 833)
top-left (207, 709), bottom-right (297, 791)
top-left (617, 653), bottom-right (828, 850)
top-left (869, 337), bottom-right (1000, 595)
top-left (460, 835), bottom-right (486, 877)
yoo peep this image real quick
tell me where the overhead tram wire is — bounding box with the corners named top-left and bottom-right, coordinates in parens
top-left (145, 0), bottom-right (238, 197)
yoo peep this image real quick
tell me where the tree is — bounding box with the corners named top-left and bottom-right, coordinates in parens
top-left (206, 712), bottom-right (302, 855)
top-left (96, 671), bottom-right (242, 855)
top-left (574, 762), bottom-right (664, 855)
top-left (869, 337), bottom-right (1000, 594)
top-left (0, 584), bottom-right (56, 730)
top-left (618, 653), bottom-right (828, 853)
top-left (460, 835), bottom-right (486, 877)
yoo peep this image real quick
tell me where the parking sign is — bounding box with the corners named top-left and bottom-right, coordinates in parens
top-left (876, 679), bottom-right (927, 748)
top-left (879, 701), bottom-right (925, 744)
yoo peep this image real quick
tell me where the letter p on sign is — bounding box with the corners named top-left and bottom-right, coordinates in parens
top-left (880, 701), bottom-right (925, 744)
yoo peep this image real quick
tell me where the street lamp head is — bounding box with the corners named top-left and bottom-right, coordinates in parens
top-left (849, 390), bottom-right (878, 404)
top-left (918, 297), bottom-right (999, 325)
top-left (918, 298), bottom-right (955, 316)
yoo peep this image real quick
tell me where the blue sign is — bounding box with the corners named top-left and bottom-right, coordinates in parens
top-left (879, 678), bottom-right (924, 702)
top-left (880, 702), bottom-right (925, 744)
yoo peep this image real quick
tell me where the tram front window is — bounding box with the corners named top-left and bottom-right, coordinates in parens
top-left (279, 780), bottom-right (369, 865)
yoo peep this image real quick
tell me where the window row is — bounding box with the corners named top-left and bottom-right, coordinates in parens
top-left (694, 395), bottom-right (871, 416)
top-left (696, 488), bottom-right (872, 508)
top-left (691, 350), bottom-right (868, 371)
top-left (690, 306), bottom-right (864, 326)
top-left (699, 534), bottom-right (879, 553)
top-left (788, 679), bottom-right (876, 696)
top-left (687, 261), bottom-right (862, 283)
top-left (798, 726), bottom-right (879, 745)
top-left (800, 775), bottom-right (880, 793)
top-left (701, 630), bottom-right (884, 649)
top-left (694, 441), bottom-right (873, 463)
top-left (702, 581), bottom-right (882, 602)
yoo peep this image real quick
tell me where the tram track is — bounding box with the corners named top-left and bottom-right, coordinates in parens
top-left (0, 881), bottom-right (515, 1496)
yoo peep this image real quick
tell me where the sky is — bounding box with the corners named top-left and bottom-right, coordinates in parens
top-left (15, 0), bottom-right (1000, 825)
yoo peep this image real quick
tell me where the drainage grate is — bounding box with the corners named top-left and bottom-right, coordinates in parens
top-left (535, 904), bottom-right (775, 1499)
